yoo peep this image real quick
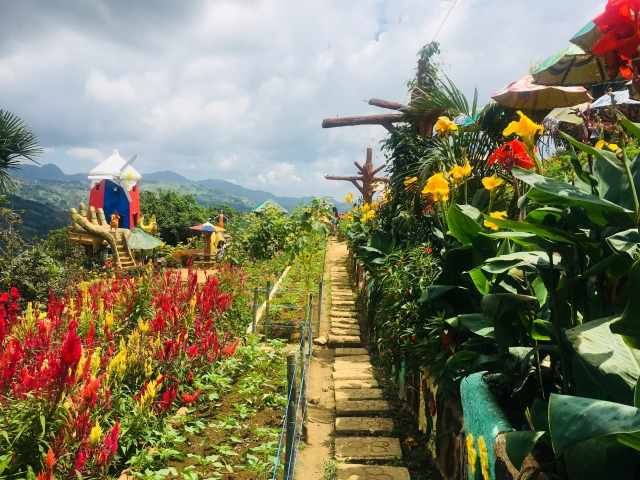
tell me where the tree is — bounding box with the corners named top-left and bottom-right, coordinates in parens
top-left (139, 189), bottom-right (207, 245)
top-left (0, 109), bottom-right (42, 191)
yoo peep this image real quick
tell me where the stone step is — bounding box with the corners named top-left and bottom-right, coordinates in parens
top-left (333, 300), bottom-right (356, 306)
top-left (332, 311), bottom-right (357, 318)
top-left (333, 362), bottom-right (372, 371)
top-left (335, 437), bottom-right (402, 462)
top-left (332, 320), bottom-right (359, 329)
top-left (333, 370), bottom-right (374, 381)
top-left (335, 388), bottom-right (382, 401)
top-left (335, 348), bottom-right (368, 356)
top-left (337, 465), bottom-right (410, 480)
top-left (334, 379), bottom-right (379, 389)
top-left (332, 292), bottom-right (353, 297)
top-left (328, 335), bottom-right (361, 347)
top-left (335, 417), bottom-right (394, 435)
top-left (331, 328), bottom-right (361, 336)
top-left (333, 354), bottom-right (370, 362)
top-left (336, 400), bottom-right (389, 416)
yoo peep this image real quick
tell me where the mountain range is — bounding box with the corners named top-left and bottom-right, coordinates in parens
top-left (11, 164), bottom-right (347, 213)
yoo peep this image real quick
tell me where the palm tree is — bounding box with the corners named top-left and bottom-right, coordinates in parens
top-left (0, 109), bottom-right (42, 191)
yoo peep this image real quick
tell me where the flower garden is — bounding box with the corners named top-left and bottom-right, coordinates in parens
top-left (337, 3), bottom-right (640, 477)
top-left (0, 197), bottom-right (331, 480)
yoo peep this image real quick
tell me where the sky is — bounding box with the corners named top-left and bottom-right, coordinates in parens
top-left (0, 0), bottom-right (605, 200)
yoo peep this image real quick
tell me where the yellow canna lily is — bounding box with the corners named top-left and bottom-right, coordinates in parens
top-left (595, 139), bottom-right (619, 151)
top-left (345, 194), bottom-right (353, 203)
top-left (449, 160), bottom-right (473, 183)
top-left (503, 111), bottom-right (543, 146)
top-left (404, 176), bottom-right (418, 189)
top-left (435, 116), bottom-right (458, 136)
top-left (481, 174), bottom-right (504, 191)
top-left (422, 172), bottom-right (450, 201)
top-left (484, 211), bottom-right (507, 231)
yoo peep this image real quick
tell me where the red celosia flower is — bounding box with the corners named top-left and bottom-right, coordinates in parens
top-left (10, 287), bottom-right (20, 300)
top-left (186, 371), bottom-right (194, 385)
top-left (187, 344), bottom-right (198, 356)
top-left (488, 140), bottom-right (536, 171)
top-left (97, 420), bottom-right (119, 466)
top-left (159, 385), bottom-right (178, 412)
top-left (0, 293), bottom-right (8, 303)
top-left (592, 0), bottom-right (640, 78)
top-left (60, 323), bottom-right (82, 371)
top-left (181, 389), bottom-right (200, 404)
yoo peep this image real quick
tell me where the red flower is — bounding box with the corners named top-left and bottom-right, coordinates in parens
top-left (181, 389), bottom-right (200, 404)
top-left (592, 0), bottom-right (640, 78)
top-left (186, 371), bottom-right (194, 385)
top-left (60, 323), bottom-right (82, 371)
top-left (187, 344), bottom-right (198, 356)
top-left (10, 287), bottom-right (19, 300)
top-left (488, 140), bottom-right (536, 171)
top-left (0, 293), bottom-right (8, 304)
top-left (441, 333), bottom-right (453, 345)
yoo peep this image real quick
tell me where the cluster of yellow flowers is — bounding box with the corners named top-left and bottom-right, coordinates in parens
top-left (345, 191), bottom-right (355, 203)
top-left (484, 211), bottom-right (507, 231)
top-left (435, 116), bottom-right (458, 136)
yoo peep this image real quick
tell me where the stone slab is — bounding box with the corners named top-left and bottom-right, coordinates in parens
top-left (333, 362), bottom-right (372, 371)
top-left (332, 317), bottom-right (358, 324)
top-left (337, 464), bottom-right (410, 480)
top-left (328, 335), bottom-right (361, 347)
top-left (334, 379), bottom-right (379, 389)
top-left (333, 370), bottom-right (375, 381)
top-left (335, 388), bottom-right (382, 401)
top-left (333, 300), bottom-right (356, 306)
top-left (336, 400), bottom-right (389, 415)
top-left (335, 348), bottom-right (368, 356)
top-left (335, 437), bottom-right (402, 461)
top-left (331, 328), bottom-right (361, 336)
top-left (332, 311), bottom-right (357, 318)
top-left (332, 321), bottom-right (359, 330)
top-left (332, 291), bottom-right (353, 296)
top-left (335, 417), bottom-right (394, 435)
top-left (333, 354), bottom-right (370, 362)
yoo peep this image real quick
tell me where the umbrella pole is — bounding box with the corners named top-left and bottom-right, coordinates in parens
top-left (203, 231), bottom-right (212, 263)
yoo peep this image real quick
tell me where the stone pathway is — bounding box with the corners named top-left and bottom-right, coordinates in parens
top-left (329, 263), bottom-right (410, 480)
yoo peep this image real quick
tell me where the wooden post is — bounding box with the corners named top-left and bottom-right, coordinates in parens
top-left (264, 280), bottom-right (271, 342)
top-left (325, 148), bottom-right (388, 205)
top-left (251, 288), bottom-right (259, 334)
top-left (284, 352), bottom-right (297, 479)
top-left (203, 231), bottom-right (212, 262)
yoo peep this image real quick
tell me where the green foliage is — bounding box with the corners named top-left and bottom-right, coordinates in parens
top-left (0, 109), bottom-right (42, 192)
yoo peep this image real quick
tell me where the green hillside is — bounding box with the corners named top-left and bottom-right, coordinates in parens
top-left (2, 195), bottom-right (69, 239)
top-left (10, 180), bottom-right (259, 213)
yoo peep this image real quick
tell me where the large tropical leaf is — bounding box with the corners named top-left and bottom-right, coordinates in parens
top-left (447, 203), bottom-right (495, 258)
top-left (0, 109), bottom-right (42, 191)
top-left (504, 431), bottom-right (545, 470)
top-left (549, 394), bottom-right (640, 454)
top-left (610, 259), bottom-right (640, 349)
top-left (567, 317), bottom-right (640, 405)
top-left (512, 167), bottom-right (635, 228)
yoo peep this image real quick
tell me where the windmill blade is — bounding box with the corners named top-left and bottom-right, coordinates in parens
top-left (123, 187), bottom-right (132, 203)
top-left (114, 154), bottom-right (137, 178)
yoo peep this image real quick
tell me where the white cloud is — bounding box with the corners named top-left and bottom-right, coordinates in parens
top-left (66, 147), bottom-right (104, 163)
top-left (0, 0), bottom-right (608, 201)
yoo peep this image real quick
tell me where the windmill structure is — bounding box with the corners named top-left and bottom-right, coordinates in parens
top-left (325, 148), bottom-right (388, 204)
top-left (87, 150), bottom-right (141, 229)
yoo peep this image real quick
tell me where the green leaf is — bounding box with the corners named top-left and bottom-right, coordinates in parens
top-left (511, 167), bottom-right (635, 228)
top-left (459, 313), bottom-right (494, 337)
top-left (419, 285), bottom-right (476, 312)
top-left (447, 203), bottom-right (495, 258)
top-left (567, 317), bottom-right (640, 405)
top-left (504, 430), bottom-right (545, 470)
top-left (559, 131), bottom-right (625, 171)
top-left (482, 251), bottom-right (557, 275)
top-left (370, 230), bottom-right (389, 254)
top-left (577, 253), bottom-right (634, 284)
top-left (636, 377), bottom-right (640, 408)
top-left (468, 266), bottom-right (489, 295)
top-left (573, 352), bottom-right (609, 401)
top-left (611, 259), bottom-right (640, 349)
top-left (549, 394), bottom-right (640, 454)
top-left (607, 229), bottom-right (640, 259)
top-left (531, 320), bottom-right (550, 341)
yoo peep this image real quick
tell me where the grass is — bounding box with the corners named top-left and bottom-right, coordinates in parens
top-left (320, 459), bottom-right (338, 480)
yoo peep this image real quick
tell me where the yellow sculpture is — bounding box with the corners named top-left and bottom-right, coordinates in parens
top-left (138, 214), bottom-right (158, 236)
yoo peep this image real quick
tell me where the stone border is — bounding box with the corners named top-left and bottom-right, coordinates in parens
top-left (244, 265), bottom-right (292, 334)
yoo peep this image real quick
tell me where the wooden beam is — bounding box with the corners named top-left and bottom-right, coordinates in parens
top-left (372, 177), bottom-right (390, 182)
top-left (372, 164), bottom-right (387, 175)
top-left (322, 114), bottom-right (403, 128)
top-left (354, 161), bottom-right (365, 174)
top-left (368, 98), bottom-right (403, 110)
top-left (350, 180), bottom-right (365, 194)
top-left (325, 175), bottom-right (364, 181)
top-left (381, 121), bottom-right (396, 133)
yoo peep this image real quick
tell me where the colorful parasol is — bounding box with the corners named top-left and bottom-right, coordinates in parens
top-left (189, 222), bottom-right (225, 233)
top-left (492, 75), bottom-right (592, 110)
top-left (532, 45), bottom-right (625, 86)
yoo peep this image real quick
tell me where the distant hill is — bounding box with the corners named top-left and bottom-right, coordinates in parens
top-left (1, 195), bottom-right (69, 239)
top-left (10, 164), bottom-right (348, 212)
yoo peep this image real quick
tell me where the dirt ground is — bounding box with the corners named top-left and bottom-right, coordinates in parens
top-left (295, 240), bottom-right (348, 479)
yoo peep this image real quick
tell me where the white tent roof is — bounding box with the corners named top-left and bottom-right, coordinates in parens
top-left (88, 149), bottom-right (141, 190)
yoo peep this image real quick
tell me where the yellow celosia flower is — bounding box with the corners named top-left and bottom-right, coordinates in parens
top-left (105, 311), bottom-right (114, 330)
top-left (478, 436), bottom-right (490, 480)
top-left (422, 172), bottom-right (450, 201)
top-left (482, 174), bottom-right (504, 191)
top-left (467, 433), bottom-right (477, 474)
top-left (595, 140), bottom-right (619, 151)
top-left (449, 161), bottom-right (472, 183)
top-left (435, 116), bottom-right (458, 136)
top-left (90, 348), bottom-right (101, 378)
top-left (139, 321), bottom-right (149, 334)
top-left (404, 176), bottom-right (418, 190)
top-left (484, 211), bottom-right (507, 231)
top-left (88, 422), bottom-right (103, 448)
top-left (503, 110), bottom-right (543, 146)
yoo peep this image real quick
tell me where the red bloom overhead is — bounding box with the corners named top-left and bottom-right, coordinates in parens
top-left (488, 140), bottom-right (536, 171)
top-left (592, 0), bottom-right (640, 78)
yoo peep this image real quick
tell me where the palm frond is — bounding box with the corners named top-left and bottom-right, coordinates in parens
top-left (0, 109), bottom-right (42, 192)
